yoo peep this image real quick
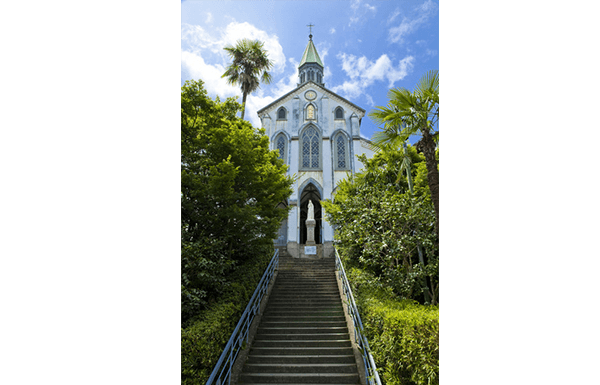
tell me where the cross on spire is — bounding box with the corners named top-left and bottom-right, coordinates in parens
top-left (307, 23), bottom-right (314, 39)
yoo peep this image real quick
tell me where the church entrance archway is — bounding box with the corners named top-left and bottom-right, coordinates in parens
top-left (299, 183), bottom-right (321, 244)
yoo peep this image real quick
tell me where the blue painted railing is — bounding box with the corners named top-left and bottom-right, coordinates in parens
top-left (205, 249), bottom-right (279, 385)
top-left (335, 248), bottom-right (382, 385)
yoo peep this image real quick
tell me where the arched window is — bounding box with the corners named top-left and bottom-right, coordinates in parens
top-left (277, 107), bottom-right (286, 120)
top-left (307, 104), bottom-right (315, 120)
top-left (335, 107), bottom-right (344, 119)
top-left (308, 70), bottom-right (314, 82)
top-left (335, 133), bottom-right (348, 169)
top-left (276, 134), bottom-right (286, 163)
top-left (317, 73), bottom-right (322, 83)
top-left (301, 126), bottom-right (320, 169)
top-left (300, 72), bottom-right (305, 83)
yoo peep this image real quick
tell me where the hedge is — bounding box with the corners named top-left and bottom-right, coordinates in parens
top-left (348, 266), bottom-right (439, 385)
top-left (181, 250), bottom-right (272, 384)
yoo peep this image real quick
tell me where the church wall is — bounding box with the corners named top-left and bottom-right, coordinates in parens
top-left (259, 79), bottom-right (370, 259)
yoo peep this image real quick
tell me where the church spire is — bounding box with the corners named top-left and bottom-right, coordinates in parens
top-left (298, 25), bottom-right (324, 86)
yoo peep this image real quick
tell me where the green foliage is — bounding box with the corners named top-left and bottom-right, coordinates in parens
top-left (222, 39), bottom-right (273, 119)
top-left (181, 248), bottom-right (272, 385)
top-left (347, 266), bottom-right (439, 385)
top-left (369, 70), bottom-right (439, 237)
top-left (181, 79), bottom-right (292, 325)
top-left (323, 145), bottom-right (438, 304)
top-left (369, 70), bottom-right (439, 146)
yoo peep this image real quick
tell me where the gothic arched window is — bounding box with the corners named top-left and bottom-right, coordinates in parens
top-left (301, 126), bottom-right (320, 169)
top-left (317, 73), bottom-right (322, 84)
top-left (335, 133), bottom-right (348, 170)
top-left (277, 107), bottom-right (286, 120)
top-left (301, 72), bottom-right (305, 83)
top-left (335, 107), bottom-right (344, 119)
top-left (307, 104), bottom-right (315, 120)
top-left (276, 134), bottom-right (287, 163)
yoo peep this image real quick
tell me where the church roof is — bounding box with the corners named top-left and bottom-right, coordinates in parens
top-left (256, 81), bottom-right (365, 116)
top-left (298, 38), bottom-right (323, 67)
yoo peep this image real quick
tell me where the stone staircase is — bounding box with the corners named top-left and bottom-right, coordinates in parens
top-left (237, 255), bottom-right (361, 384)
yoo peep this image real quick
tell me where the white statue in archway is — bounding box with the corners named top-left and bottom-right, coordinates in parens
top-left (307, 199), bottom-right (314, 220)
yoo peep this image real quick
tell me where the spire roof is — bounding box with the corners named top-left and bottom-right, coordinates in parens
top-left (298, 38), bottom-right (323, 68)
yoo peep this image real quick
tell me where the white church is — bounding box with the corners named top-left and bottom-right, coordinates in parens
top-left (257, 33), bottom-right (375, 258)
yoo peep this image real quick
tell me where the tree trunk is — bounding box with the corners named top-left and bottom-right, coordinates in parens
top-left (241, 92), bottom-right (247, 120)
top-left (416, 129), bottom-right (439, 242)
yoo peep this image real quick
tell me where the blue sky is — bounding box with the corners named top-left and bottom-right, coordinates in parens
top-left (181, 0), bottom-right (438, 143)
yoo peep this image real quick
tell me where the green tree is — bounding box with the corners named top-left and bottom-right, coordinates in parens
top-left (181, 79), bottom-right (292, 324)
top-left (322, 146), bottom-right (438, 304)
top-left (222, 38), bottom-right (273, 120)
top-left (369, 70), bottom-right (439, 237)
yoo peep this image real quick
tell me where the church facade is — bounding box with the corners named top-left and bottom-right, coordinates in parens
top-left (257, 34), bottom-right (375, 258)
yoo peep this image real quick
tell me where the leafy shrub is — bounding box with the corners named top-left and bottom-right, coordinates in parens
top-left (181, 248), bottom-right (272, 384)
top-left (348, 266), bottom-right (439, 385)
top-left (323, 147), bottom-right (438, 305)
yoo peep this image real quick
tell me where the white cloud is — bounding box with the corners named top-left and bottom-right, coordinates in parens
top-left (331, 53), bottom-right (414, 99)
top-left (388, 0), bottom-right (437, 44)
top-left (365, 3), bottom-right (377, 12)
top-left (220, 22), bottom-right (286, 74)
top-left (181, 51), bottom-right (239, 99)
top-left (181, 21), bottom-right (289, 128)
top-left (316, 42), bottom-right (330, 64)
top-left (330, 27), bottom-right (336, 34)
top-left (205, 12), bottom-right (213, 24)
top-left (388, 8), bottom-right (401, 24)
top-left (349, 0), bottom-right (376, 25)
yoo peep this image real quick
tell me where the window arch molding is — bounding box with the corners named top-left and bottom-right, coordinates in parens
top-left (277, 106), bottom-right (288, 120)
top-left (299, 124), bottom-right (322, 171)
top-left (304, 102), bottom-right (318, 122)
top-left (334, 106), bottom-right (344, 120)
top-left (332, 129), bottom-right (351, 171)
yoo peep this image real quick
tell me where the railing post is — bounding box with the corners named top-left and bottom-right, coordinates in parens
top-left (205, 249), bottom-right (280, 385)
top-left (334, 248), bottom-right (382, 385)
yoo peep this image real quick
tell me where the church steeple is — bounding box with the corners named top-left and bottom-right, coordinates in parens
top-left (298, 28), bottom-right (324, 87)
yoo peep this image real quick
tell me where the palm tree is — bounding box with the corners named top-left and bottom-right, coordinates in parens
top-left (369, 70), bottom-right (439, 236)
top-left (222, 39), bottom-right (273, 120)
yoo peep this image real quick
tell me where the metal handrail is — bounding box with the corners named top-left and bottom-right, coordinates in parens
top-left (205, 249), bottom-right (279, 385)
top-left (335, 248), bottom-right (382, 385)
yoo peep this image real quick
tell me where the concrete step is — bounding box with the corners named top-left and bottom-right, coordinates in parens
top-left (246, 355), bottom-right (356, 364)
top-left (268, 293), bottom-right (341, 299)
top-left (257, 327), bottom-right (349, 334)
top-left (252, 340), bottom-right (351, 348)
top-left (243, 363), bottom-right (358, 373)
top-left (273, 283), bottom-right (338, 287)
top-left (260, 321), bottom-right (348, 327)
top-left (236, 257), bottom-right (360, 385)
top-left (261, 315), bottom-right (346, 322)
top-left (238, 372), bottom-right (360, 384)
top-left (265, 304), bottom-right (344, 309)
top-left (262, 311), bottom-right (345, 318)
top-left (270, 288), bottom-right (338, 293)
top-left (267, 299), bottom-right (341, 304)
top-left (254, 333), bottom-right (350, 341)
top-left (249, 346), bottom-right (354, 355)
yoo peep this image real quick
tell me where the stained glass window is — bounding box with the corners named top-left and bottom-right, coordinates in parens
top-left (278, 107), bottom-right (286, 119)
top-left (307, 104), bottom-right (315, 120)
top-left (301, 127), bottom-right (319, 169)
top-left (336, 134), bottom-right (346, 169)
top-left (276, 135), bottom-right (286, 162)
